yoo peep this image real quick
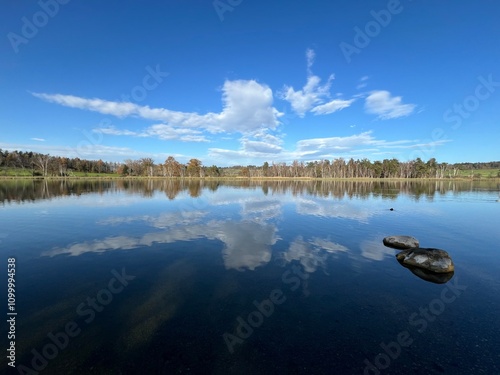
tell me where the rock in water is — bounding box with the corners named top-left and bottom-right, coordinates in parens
top-left (401, 264), bottom-right (454, 284)
top-left (383, 235), bottom-right (419, 249)
top-left (396, 248), bottom-right (454, 273)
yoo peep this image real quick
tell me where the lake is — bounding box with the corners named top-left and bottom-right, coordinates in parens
top-left (1, 179), bottom-right (499, 374)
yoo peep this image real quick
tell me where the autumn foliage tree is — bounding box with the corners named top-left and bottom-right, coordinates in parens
top-left (186, 158), bottom-right (202, 177)
top-left (164, 156), bottom-right (181, 177)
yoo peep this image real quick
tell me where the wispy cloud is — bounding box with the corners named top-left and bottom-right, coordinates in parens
top-left (364, 90), bottom-right (416, 119)
top-left (310, 98), bottom-right (355, 115)
top-left (94, 124), bottom-right (209, 142)
top-left (93, 127), bottom-right (138, 136)
top-left (280, 49), bottom-right (355, 117)
top-left (306, 48), bottom-right (315, 74)
top-left (356, 75), bottom-right (369, 90)
top-left (208, 131), bottom-right (451, 164)
top-left (295, 132), bottom-right (379, 155)
top-left (242, 140), bottom-right (283, 154)
top-left (30, 137), bottom-right (46, 142)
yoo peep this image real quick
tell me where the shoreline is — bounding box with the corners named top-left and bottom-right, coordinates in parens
top-left (1, 176), bottom-right (499, 181)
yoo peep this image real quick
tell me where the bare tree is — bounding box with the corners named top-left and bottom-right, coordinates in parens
top-left (140, 158), bottom-right (155, 177)
top-left (34, 154), bottom-right (51, 177)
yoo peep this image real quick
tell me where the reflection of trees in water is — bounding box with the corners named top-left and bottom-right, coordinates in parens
top-left (0, 179), bottom-right (116, 203)
top-left (0, 178), bottom-right (498, 204)
top-left (187, 180), bottom-right (202, 197)
top-left (163, 179), bottom-right (182, 200)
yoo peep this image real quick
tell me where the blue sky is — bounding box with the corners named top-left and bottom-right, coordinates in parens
top-left (1, 0), bottom-right (499, 166)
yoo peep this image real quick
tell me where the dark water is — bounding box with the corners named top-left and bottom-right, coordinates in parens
top-left (1, 179), bottom-right (499, 375)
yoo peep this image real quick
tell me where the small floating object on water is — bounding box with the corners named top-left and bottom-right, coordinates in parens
top-left (389, 208), bottom-right (394, 211)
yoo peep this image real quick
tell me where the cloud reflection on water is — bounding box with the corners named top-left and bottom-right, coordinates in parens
top-left (360, 237), bottom-right (397, 261)
top-left (280, 236), bottom-right (349, 273)
top-left (44, 219), bottom-right (279, 271)
top-left (42, 189), bottom-right (391, 270)
top-left (295, 197), bottom-right (375, 222)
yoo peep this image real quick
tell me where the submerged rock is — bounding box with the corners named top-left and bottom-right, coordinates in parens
top-left (396, 248), bottom-right (454, 273)
top-left (383, 235), bottom-right (419, 249)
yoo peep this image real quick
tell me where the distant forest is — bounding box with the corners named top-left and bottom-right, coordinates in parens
top-left (1, 149), bottom-right (499, 179)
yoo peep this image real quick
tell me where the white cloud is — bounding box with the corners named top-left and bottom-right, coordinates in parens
top-left (32, 79), bottom-right (283, 137)
top-left (207, 128), bottom-right (286, 162)
top-left (178, 135), bottom-right (209, 143)
top-left (208, 130), bottom-right (451, 165)
top-left (365, 90), bottom-right (416, 119)
top-left (280, 75), bottom-right (335, 117)
top-left (32, 93), bottom-right (139, 117)
top-left (215, 80), bottom-right (283, 133)
top-left (296, 132), bottom-right (377, 155)
top-left (356, 75), bottom-right (369, 90)
top-left (94, 127), bottom-right (138, 136)
top-left (94, 124), bottom-right (209, 142)
top-left (311, 98), bottom-right (355, 115)
top-left (247, 129), bottom-right (285, 147)
top-left (243, 140), bottom-right (283, 154)
top-left (281, 49), bottom-right (354, 117)
top-left (295, 132), bottom-right (451, 158)
top-left (30, 137), bottom-right (46, 142)
top-left (143, 124), bottom-right (208, 142)
top-left (306, 48), bottom-right (315, 74)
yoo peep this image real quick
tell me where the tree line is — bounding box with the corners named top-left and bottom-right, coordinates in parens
top-left (0, 149), bottom-right (498, 179)
top-left (0, 150), bottom-right (118, 177)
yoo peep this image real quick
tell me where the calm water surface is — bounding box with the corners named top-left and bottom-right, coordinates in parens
top-left (1, 179), bottom-right (499, 374)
